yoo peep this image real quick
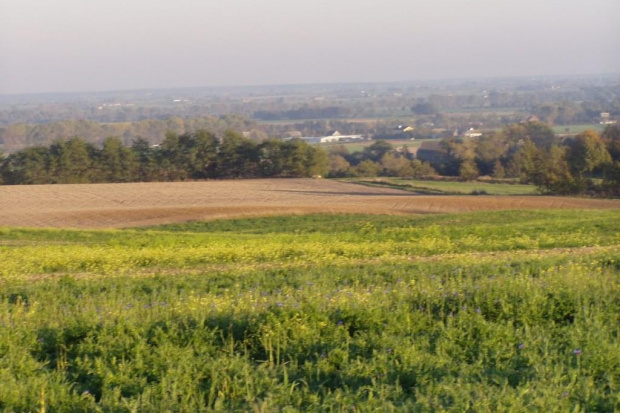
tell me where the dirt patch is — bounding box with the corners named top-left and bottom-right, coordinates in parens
top-left (1, 179), bottom-right (618, 229)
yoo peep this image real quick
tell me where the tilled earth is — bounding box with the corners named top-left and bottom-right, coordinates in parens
top-left (1, 179), bottom-right (618, 228)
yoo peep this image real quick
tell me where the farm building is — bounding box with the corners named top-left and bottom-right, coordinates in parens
top-left (297, 131), bottom-right (365, 144)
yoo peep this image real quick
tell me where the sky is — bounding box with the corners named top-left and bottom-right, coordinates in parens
top-left (1, 0), bottom-right (619, 94)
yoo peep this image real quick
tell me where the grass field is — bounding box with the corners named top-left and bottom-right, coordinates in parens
top-left (552, 124), bottom-right (605, 135)
top-left (345, 178), bottom-right (538, 195)
top-left (1, 210), bottom-right (619, 410)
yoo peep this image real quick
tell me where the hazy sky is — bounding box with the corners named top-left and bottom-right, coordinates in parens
top-left (1, 0), bottom-right (619, 94)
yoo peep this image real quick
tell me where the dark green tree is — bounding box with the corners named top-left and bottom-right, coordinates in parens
top-left (601, 124), bottom-right (620, 162)
top-left (131, 138), bottom-right (159, 182)
top-left (567, 131), bottom-right (612, 179)
top-left (217, 131), bottom-right (260, 178)
top-left (0, 146), bottom-right (51, 184)
top-left (191, 130), bottom-right (219, 179)
top-left (362, 140), bottom-right (394, 163)
top-left (48, 138), bottom-right (95, 183)
top-left (99, 137), bottom-right (137, 182)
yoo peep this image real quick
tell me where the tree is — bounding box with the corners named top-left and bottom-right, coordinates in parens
top-left (305, 146), bottom-right (329, 177)
top-left (0, 146), bottom-right (51, 184)
top-left (355, 160), bottom-right (381, 177)
top-left (217, 131), bottom-right (259, 178)
top-left (459, 159), bottom-right (479, 181)
top-left (567, 131), bottom-right (612, 178)
top-left (602, 124), bottom-right (620, 162)
top-left (190, 130), bottom-right (219, 179)
top-left (362, 140), bottom-right (393, 163)
top-left (157, 132), bottom-right (187, 181)
top-left (48, 138), bottom-right (95, 183)
top-left (380, 153), bottom-right (413, 177)
top-left (99, 137), bottom-right (137, 182)
top-left (328, 154), bottom-right (352, 178)
top-left (412, 102), bottom-right (438, 115)
top-left (502, 122), bottom-right (557, 150)
top-left (131, 138), bottom-right (158, 182)
top-left (507, 139), bottom-right (541, 183)
top-left (280, 139), bottom-right (312, 177)
top-left (602, 161), bottom-right (620, 195)
top-left (492, 160), bottom-right (506, 179)
top-left (259, 138), bottom-right (286, 177)
top-left (475, 132), bottom-right (508, 175)
top-left (533, 145), bottom-right (578, 194)
top-left (410, 159), bottom-right (437, 177)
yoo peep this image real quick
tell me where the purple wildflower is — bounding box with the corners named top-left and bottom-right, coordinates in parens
top-left (518, 343), bottom-right (525, 350)
top-left (573, 349), bottom-right (582, 356)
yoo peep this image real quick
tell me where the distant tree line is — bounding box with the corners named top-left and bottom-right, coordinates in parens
top-left (0, 115), bottom-right (263, 153)
top-left (324, 123), bottom-right (620, 196)
top-left (1, 123), bottom-right (618, 196)
top-left (325, 140), bottom-right (438, 180)
top-left (0, 131), bottom-right (328, 185)
top-left (253, 106), bottom-right (352, 121)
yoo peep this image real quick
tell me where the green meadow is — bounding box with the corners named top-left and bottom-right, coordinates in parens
top-left (1, 210), bottom-right (619, 411)
top-left (342, 178), bottom-right (538, 195)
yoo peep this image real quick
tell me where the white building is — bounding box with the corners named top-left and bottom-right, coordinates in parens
top-left (298, 131), bottom-right (365, 144)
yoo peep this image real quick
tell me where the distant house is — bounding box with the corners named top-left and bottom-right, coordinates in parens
top-left (521, 115), bottom-right (540, 124)
top-left (461, 128), bottom-right (482, 138)
top-left (416, 141), bottom-right (445, 164)
top-left (298, 130), bottom-right (365, 144)
top-left (392, 125), bottom-right (415, 133)
top-left (600, 112), bottom-right (617, 125)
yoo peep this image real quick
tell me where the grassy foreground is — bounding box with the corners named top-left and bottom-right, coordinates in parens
top-left (1, 210), bottom-right (619, 411)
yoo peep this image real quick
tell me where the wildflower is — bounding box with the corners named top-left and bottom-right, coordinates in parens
top-left (277, 302), bottom-right (283, 308)
top-left (562, 392), bottom-right (569, 398)
top-left (337, 320), bottom-right (344, 325)
top-left (518, 343), bottom-right (525, 350)
top-left (475, 308), bottom-right (481, 314)
top-left (573, 349), bottom-right (582, 356)
top-left (387, 348), bottom-right (392, 353)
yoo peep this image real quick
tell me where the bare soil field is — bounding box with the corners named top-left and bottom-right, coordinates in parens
top-left (1, 179), bottom-right (618, 229)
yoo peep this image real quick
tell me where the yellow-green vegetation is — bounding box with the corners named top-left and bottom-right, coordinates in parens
top-left (343, 177), bottom-right (538, 195)
top-left (1, 210), bottom-right (619, 411)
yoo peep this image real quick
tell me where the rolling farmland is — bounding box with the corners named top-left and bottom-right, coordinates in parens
top-left (1, 179), bottom-right (618, 228)
top-left (1, 180), bottom-right (619, 410)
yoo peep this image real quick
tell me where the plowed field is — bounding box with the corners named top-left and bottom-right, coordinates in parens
top-left (1, 179), bottom-right (618, 228)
